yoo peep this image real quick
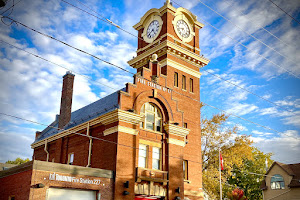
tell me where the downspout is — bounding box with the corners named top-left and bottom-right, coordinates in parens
top-left (44, 140), bottom-right (49, 162)
top-left (86, 122), bottom-right (93, 167)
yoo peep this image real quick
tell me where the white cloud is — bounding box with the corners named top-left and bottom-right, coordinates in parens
top-left (252, 130), bottom-right (300, 163)
top-left (226, 102), bottom-right (258, 116)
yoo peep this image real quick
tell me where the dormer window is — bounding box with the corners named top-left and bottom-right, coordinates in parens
top-left (270, 174), bottom-right (285, 189)
top-left (140, 103), bottom-right (162, 132)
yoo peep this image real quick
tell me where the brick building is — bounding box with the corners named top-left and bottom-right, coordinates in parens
top-left (0, 1), bottom-right (209, 199)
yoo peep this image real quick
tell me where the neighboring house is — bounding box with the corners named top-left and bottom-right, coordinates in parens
top-left (0, 1), bottom-right (210, 200)
top-left (261, 161), bottom-right (300, 200)
top-left (0, 163), bottom-right (17, 171)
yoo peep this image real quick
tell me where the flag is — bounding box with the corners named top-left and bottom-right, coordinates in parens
top-left (220, 151), bottom-right (224, 171)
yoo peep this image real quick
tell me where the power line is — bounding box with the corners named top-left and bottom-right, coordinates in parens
top-left (59, 0), bottom-right (299, 115)
top-left (0, 16), bottom-right (133, 74)
top-left (61, 0), bottom-right (144, 42)
top-left (223, 0), bottom-right (296, 51)
top-left (1, 15), bottom-right (299, 141)
top-left (267, 0), bottom-right (300, 25)
top-left (192, 0), bottom-right (300, 68)
top-left (0, 111), bottom-right (203, 165)
top-left (202, 102), bottom-right (300, 140)
top-left (171, 0), bottom-right (300, 79)
top-left (202, 69), bottom-right (297, 116)
top-left (3, 37), bottom-right (298, 144)
top-left (1, 111), bottom-right (300, 183)
top-left (0, 0), bottom-right (21, 16)
top-left (0, 39), bottom-right (119, 91)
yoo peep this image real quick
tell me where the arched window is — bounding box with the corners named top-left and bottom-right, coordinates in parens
top-left (270, 174), bottom-right (285, 189)
top-left (140, 103), bottom-right (162, 132)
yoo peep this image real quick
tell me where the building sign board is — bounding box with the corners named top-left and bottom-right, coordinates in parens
top-left (48, 173), bottom-right (101, 185)
top-left (137, 78), bottom-right (172, 93)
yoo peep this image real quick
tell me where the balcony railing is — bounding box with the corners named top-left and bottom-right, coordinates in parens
top-left (136, 167), bottom-right (168, 185)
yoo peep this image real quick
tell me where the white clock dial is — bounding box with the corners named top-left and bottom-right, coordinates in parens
top-left (147, 20), bottom-right (160, 39)
top-left (176, 20), bottom-right (190, 38)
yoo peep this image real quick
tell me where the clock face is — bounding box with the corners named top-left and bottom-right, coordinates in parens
top-left (176, 20), bottom-right (190, 38)
top-left (147, 20), bottom-right (160, 39)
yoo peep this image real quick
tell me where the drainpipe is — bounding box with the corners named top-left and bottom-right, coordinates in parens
top-left (44, 140), bottom-right (49, 162)
top-left (86, 122), bottom-right (93, 167)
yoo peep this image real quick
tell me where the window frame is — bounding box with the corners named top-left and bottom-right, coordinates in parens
top-left (270, 174), bottom-right (285, 189)
top-left (182, 75), bottom-right (186, 90)
top-left (9, 196), bottom-right (15, 200)
top-left (174, 72), bottom-right (178, 87)
top-left (183, 160), bottom-right (188, 180)
top-left (140, 103), bottom-right (162, 132)
top-left (138, 144), bottom-right (148, 168)
top-left (152, 147), bottom-right (162, 170)
top-left (190, 78), bottom-right (194, 93)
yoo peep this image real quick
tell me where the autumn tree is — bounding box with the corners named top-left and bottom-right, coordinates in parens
top-left (6, 157), bottom-right (30, 165)
top-left (202, 112), bottom-right (266, 199)
top-left (228, 148), bottom-right (273, 200)
top-left (201, 112), bottom-right (274, 199)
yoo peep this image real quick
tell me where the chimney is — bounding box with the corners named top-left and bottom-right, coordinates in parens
top-left (58, 71), bottom-right (75, 129)
top-left (35, 131), bottom-right (42, 139)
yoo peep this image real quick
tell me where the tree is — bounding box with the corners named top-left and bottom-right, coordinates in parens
top-left (201, 113), bottom-right (272, 200)
top-left (202, 113), bottom-right (253, 199)
top-left (6, 157), bottom-right (30, 165)
top-left (228, 148), bottom-right (273, 200)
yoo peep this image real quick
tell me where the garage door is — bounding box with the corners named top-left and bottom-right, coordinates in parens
top-left (47, 188), bottom-right (96, 200)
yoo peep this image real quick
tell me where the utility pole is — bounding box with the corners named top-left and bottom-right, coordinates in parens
top-left (219, 149), bottom-right (222, 200)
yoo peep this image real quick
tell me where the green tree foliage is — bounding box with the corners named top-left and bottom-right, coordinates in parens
top-left (6, 157), bottom-right (30, 165)
top-left (228, 148), bottom-right (273, 200)
top-left (201, 113), bottom-right (272, 200)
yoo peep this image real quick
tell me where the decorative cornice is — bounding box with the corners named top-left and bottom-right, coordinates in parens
top-left (128, 40), bottom-right (210, 70)
top-left (167, 138), bottom-right (186, 147)
top-left (31, 109), bottom-right (143, 148)
top-left (160, 58), bottom-right (202, 78)
top-left (103, 125), bottom-right (139, 136)
top-left (164, 123), bottom-right (190, 137)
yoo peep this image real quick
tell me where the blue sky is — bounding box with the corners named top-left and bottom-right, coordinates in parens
top-left (0, 0), bottom-right (299, 164)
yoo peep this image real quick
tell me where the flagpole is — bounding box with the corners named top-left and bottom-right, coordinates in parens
top-left (219, 149), bottom-right (222, 200)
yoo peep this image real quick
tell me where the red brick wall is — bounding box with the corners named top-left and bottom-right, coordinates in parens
top-left (29, 169), bottom-right (113, 200)
top-left (0, 170), bottom-right (32, 200)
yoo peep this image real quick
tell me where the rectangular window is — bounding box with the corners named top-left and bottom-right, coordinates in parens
top-left (146, 113), bottom-right (155, 130)
top-left (152, 147), bottom-right (161, 170)
top-left (182, 75), bottom-right (186, 90)
top-left (68, 153), bottom-right (74, 165)
top-left (174, 72), bottom-right (178, 87)
top-left (139, 144), bottom-right (148, 168)
top-left (184, 123), bottom-right (188, 128)
top-left (190, 78), bottom-right (194, 92)
top-left (183, 160), bottom-right (188, 180)
top-left (9, 196), bottom-right (15, 200)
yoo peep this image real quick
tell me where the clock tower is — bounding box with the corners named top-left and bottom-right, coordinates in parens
top-left (125, 1), bottom-right (210, 200)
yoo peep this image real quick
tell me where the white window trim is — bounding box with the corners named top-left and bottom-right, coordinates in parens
top-left (152, 147), bottom-right (162, 170)
top-left (140, 103), bottom-right (162, 132)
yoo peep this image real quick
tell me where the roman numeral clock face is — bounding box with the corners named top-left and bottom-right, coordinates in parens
top-left (176, 19), bottom-right (190, 38)
top-left (147, 20), bottom-right (159, 39)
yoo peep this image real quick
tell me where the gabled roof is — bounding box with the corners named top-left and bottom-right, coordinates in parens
top-left (34, 88), bottom-right (125, 143)
top-left (261, 161), bottom-right (300, 189)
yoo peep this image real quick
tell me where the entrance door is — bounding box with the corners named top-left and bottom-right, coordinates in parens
top-left (47, 188), bottom-right (96, 200)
